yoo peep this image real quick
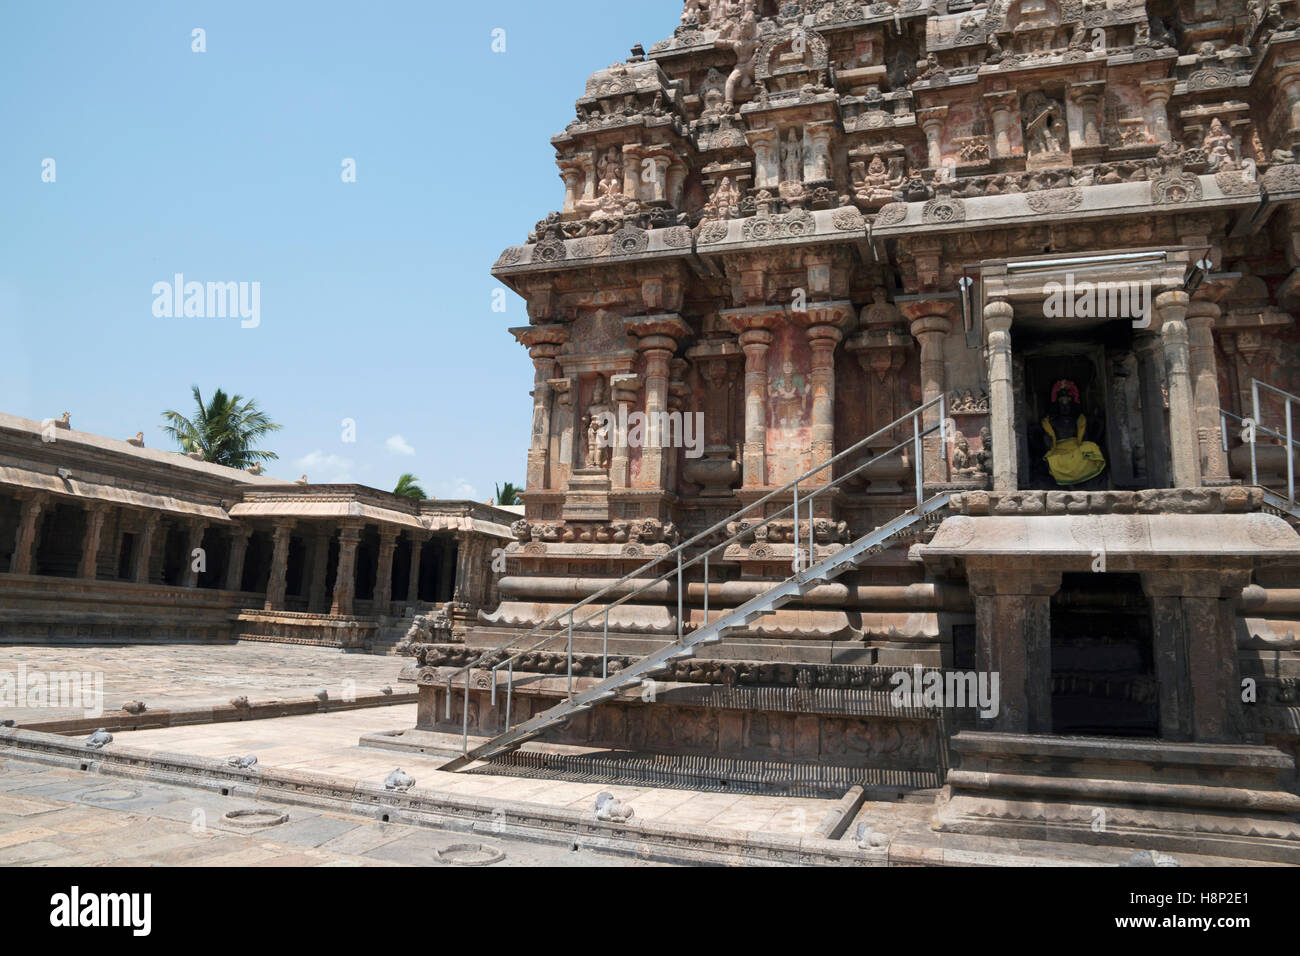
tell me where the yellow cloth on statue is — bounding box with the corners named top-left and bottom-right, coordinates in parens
top-left (1041, 414), bottom-right (1106, 485)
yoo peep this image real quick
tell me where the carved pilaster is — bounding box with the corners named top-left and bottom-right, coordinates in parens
top-left (982, 299), bottom-right (1017, 492)
top-left (1157, 290), bottom-right (1201, 488)
top-left (625, 313), bottom-right (692, 492)
top-left (512, 324), bottom-right (569, 494)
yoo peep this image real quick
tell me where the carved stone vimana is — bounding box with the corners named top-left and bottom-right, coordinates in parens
top-left (405, 0), bottom-right (1300, 857)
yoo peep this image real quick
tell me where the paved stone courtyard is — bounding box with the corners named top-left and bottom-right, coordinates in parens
top-left (0, 642), bottom-right (405, 722)
top-left (114, 705), bottom-right (835, 837)
top-left (0, 642), bottom-right (1288, 865)
top-left (0, 756), bottom-right (651, 866)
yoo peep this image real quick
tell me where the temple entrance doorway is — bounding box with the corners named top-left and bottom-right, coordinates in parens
top-left (1049, 572), bottom-right (1158, 737)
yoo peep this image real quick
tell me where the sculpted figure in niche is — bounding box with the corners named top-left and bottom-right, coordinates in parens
top-left (583, 375), bottom-right (613, 470)
top-left (851, 154), bottom-right (902, 205)
top-left (781, 129), bottom-right (804, 183)
top-left (1203, 118), bottom-right (1237, 171)
top-left (951, 434), bottom-right (981, 479)
top-left (597, 147), bottom-right (623, 196)
top-left (1034, 379), bottom-right (1106, 486)
top-left (704, 176), bottom-right (742, 219)
top-left (977, 426), bottom-right (993, 476)
top-left (1023, 92), bottom-right (1068, 156)
top-left (769, 359), bottom-right (809, 428)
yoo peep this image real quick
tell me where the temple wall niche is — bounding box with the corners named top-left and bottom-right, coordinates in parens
top-left (939, 102), bottom-right (982, 167)
top-left (765, 323), bottom-right (814, 485)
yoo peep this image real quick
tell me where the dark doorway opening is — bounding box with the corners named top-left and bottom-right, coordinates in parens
top-left (1050, 572), bottom-right (1158, 737)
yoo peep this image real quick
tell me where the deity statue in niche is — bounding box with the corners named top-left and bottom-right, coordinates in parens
top-left (597, 147), bottom-right (623, 195)
top-left (1023, 92), bottom-right (1067, 156)
top-left (851, 154), bottom-right (903, 206)
top-left (1034, 379), bottom-right (1106, 485)
top-left (780, 129), bottom-right (804, 183)
top-left (977, 426), bottom-right (993, 476)
top-left (1203, 118), bottom-right (1237, 171)
top-left (769, 357), bottom-right (809, 429)
top-left (582, 375), bottom-right (612, 470)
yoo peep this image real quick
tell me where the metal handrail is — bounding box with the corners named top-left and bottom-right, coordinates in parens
top-left (1219, 379), bottom-right (1300, 508)
top-left (442, 395), bottom-right (949, 714)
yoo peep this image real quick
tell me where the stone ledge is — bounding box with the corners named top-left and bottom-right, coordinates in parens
top-left (10, 689), bottom-right (414, 735)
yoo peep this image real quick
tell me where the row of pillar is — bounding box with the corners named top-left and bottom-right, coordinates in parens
top-left (515, 286), bottom-right (1229, 498)
top-left (3, 496), bottom-right (466, 619)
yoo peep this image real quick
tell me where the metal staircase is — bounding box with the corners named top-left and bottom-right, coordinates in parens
top-left (1222, 378), bottom-right (1300, 521)
top-left (438, 395), bottom-right (954, 773)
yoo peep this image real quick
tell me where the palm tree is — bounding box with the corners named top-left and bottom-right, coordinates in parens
top-left (394, 473), bottom-right (427, 500)
top-left (495, 481), bottom-right (521, 506)
top-left (161, 386), bottom-right (281, 468)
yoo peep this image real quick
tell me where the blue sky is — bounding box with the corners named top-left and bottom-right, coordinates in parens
top-left (0, 0), bottom-right (679, 500)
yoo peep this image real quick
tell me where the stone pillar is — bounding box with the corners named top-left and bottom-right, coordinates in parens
top-left (1069, 81), bottom-right (1105, 148)
top-left (1186, 299), bottom-right (1230, 481)
top-left (226, 525), bottom-right (251, 592)
top-left (263, 520), bottom-right (293, 610)
top-left (1277, 69), bottom-right (1300, 135)
top-left (968, 566), bottom-right (1060, 734)
top-left (748, 129), bottom-right (780, 189)
top-left (621, 145), bottom-right (641, 200)
top-left (437, 535), bottom-right (456, 601)
top-left (181, 520), bottom-right (207, 587)
top-left (625, 314), bottom-right (691, 492)
top-left (76, 504), bottom-right (108, 580)
top-left (1134, 332), bottom-right (1171, 488)
top-left (10, 493), bottom-right (47, 575)
top-left (609, 373), bottom-right (639, 489)
top-left (557, 160), bottom-right (583, 213)
top-left (373, 527), bottom-right (398, 615)
top-left (1140, 79), bottom-right (1175, 144)
top-left (307, 530), bottom-right (330, 609)
top-left (901, 299), bottom-right (956, 485)
top-left (406, 530), bottom-right (427, 604)
top-left (982, 93), bottom-right (1017, 160)
top-left (740, 328), bottom-right (774, 487)
top-left (983, 300), bottom-right (1018, 491)
top-left (580, 153), bottom-right (596, 203)
top-left (330, 522), bottom-right (362, 616)
top-left (647, 153), bottom-right (671, 202)
top-left (918, 106), bottom-right (948, 169)
top-left (132, 513), bottom-right (159, 584)
top-left (795, 301), bottom-right (853, 483)
top-left (1146, 571), bottom-right (1248, 742)
top-left (805, 123), bottom-right (833, 181)
top-left (1157, 290), bottom-right (1201, 488)
top-left (512, 325), bottom-right (568, 492)
top-left (453, 532), bottom-right (476, 609)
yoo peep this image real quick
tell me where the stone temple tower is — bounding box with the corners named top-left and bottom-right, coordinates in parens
top-left (404, 0), bottom-right (1300, 861)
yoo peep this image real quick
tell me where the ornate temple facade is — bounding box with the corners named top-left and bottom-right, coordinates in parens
top-left (405, 0), bottom-right (1300, 856)
top-left (0, 412), bottom-right (515, 651)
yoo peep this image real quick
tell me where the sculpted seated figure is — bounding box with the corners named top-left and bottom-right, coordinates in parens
top-left (1034, 379), bottom-right (1107, 486)
top-left (851, 155), bottom-right (901, 207)
top-left (951, 434), bottom-right (982, 479)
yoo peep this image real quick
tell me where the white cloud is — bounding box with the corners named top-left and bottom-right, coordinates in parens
top-left (385, 433), bottom-right (415, 456)
top-left (433, 477), bottom-right (480, 500)
top-left (296, 450), bottom-right (355, 484)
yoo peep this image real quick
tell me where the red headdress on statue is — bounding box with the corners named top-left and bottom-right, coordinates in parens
top-left (1050, 379), bottom-right (1080, 404)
